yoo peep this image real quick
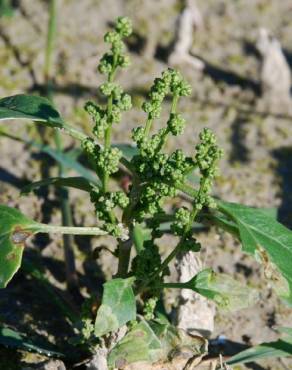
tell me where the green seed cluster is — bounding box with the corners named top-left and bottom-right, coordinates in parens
top-left (131, 240), bottom-right (162, 280)
top-left (80, 18), bottom-right (224, 293)
top-left (171, 207), bottom-right (191, 235)
top-left (142, 69), bottom-right (191, 120)
top-left (83, 17), bottom-right (133, 237)
top-left (98, 17), bottom-right (132, 74)
top-left (143, 297), bottom-right (158, 321)
top-left (130, 69), bottom-right (194, 219)
top-left (90, 188), bottom-right (129, 236)
top-left (193, 128), bottom-right (223, 210)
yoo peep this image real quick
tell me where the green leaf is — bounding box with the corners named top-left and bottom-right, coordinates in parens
top-left (218, 201), bottom-right (292, 304)
top-left (113, 143), bottom-right (138, 160)
top-left (132, 223), bottom-right (152, 253)
top-left (187, 268), bottom-right (258, 311)
top-left (0, 205), bottom-right (39, 288)
top-left (95, 278), bottom-right (136, 337)
top-left (0, 326), bottom-right (64, 358)
top-left (278, 327), bottom-right (292, 339)
top-left (108, 320), bottom-right (161, 369)
top-left (0, 129), bottom-right (99, 184)
top-left (226, 338), bottom-right (292, 365)
top-left (0, 95), bottom-right (64, 127)
top-left (108, 319), bottom-right (207, 369)
top-left (21, 176), bottom-right (93, 195)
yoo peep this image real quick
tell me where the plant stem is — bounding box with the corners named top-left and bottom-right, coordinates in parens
top-left (44, 0), bottom-right (56, 85)
top-left (116, 238), bottom-right (133, 277)
top-left (144, 117), bottom-right (153, 136)
top-left (158, 282), bottom-right (186, 289)
top-left (31, 224), bottom-right (107, 236)
top-left (45, 0), bottom-right (78, 292)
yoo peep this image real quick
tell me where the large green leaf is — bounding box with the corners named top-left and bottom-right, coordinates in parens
top-left (108, 318), bottom-right (207, 369)
top-left (0, 95), bottom-right (64, 127)
top-left (0, 205), bottom-right (39, 288)
top-left (21, 176), bottom-right (93, 195)
top-left (108, 320), bottom-right (161, 369)
top-left (186, 269), bottom-right (258, 311)
top-left (0, 326), bottom-right (64, 358)
top-left (94, 278), bottom-right (136, 337)
top-left (218, 201), bottom-right (292, 304)
top-left (226, 337), bottom-right (292, 365)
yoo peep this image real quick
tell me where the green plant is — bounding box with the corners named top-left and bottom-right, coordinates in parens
top-left (0, 0), bottom-right (14, 17)
top-left (0, 17), bottom-right (292, 368)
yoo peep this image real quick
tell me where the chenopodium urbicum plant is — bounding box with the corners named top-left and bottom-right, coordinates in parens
top-left (0, 16), bottom-right (292, 367)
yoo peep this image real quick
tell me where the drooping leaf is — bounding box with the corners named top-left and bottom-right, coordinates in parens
top-left (226, 337), bottom-right (292, 365)
top-left (186, 269), bottom-right (258, 311)
top-left (108, 320), bottom-right (161, 369)
top-left (21, 176), bottom-right (93, 195)
top-left (95, 278), bottom-right (136, 337)
top-left (0, 326), bottom-right (64, 358)
top-left (0, 205), bottom-right (39, 288)
top-left (0, 129), bottom-right (99, 184)
top-left (218, 201), bottom-right (292, 304)
top-left (37, 145), bottom-right (99, 184)
top-left (0, 95), bottom-right (64, 127)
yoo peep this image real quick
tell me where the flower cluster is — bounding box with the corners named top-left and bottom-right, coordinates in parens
top-left (98, 17), bottom-right (132, 74)
top-left (131, 240), bottom-right (162, 280)
top-left (142, 69), bottom-right (191, 120)
top-left (83, 17), bottom-right (133, 236)
top-left (193, 128), bottom-right (223, 210)
top-left (90, 187), bottom-right (129, 237)
top-left (130, 69), bottom-right (195, 219)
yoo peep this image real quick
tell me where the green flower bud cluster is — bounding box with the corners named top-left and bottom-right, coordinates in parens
top-left (83, 140), bottom-right (122, 176)
top-left (131, 240), bottom-right (162, 281)
top-left (90, 188), bottom-right (129, 237)
top-left (143, 297), bottom-right (158, 321)
top-left (84, 102), bottom-right (107, 139)
top-left (97, 147), bottom-right (122, 174)
top-left (181, 237), bottom-right (202, 253)
top-left (167, 113), bottom-right (186, 136)
top-left (98, 17), bottom-right (132, 75)
top-left (171, 207), bottom-right (191, 235)
top-left (136, 181), bottom-right (177, 219)
top-left (131, 138), bottom-right (194, 218)
top-left (91, 189), bottom-right (129, 219)
top-left (192, 128), bottom-right (224, 210)
top-left (142, 68), bottom-right (192, 120)
top-left (195, 128), bottom-right (223, 177)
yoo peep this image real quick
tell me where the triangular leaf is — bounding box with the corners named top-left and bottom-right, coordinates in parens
top-left (0, 205), bottom-right (39, 288)
top-left (95, 278), bottom-right (136, 337)
top-left (218, 201), bottom-right (292, 304)
top-left (187, 268), bottom-right (258, 311)
top-left (108, 320), bottom-right (161, 368)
